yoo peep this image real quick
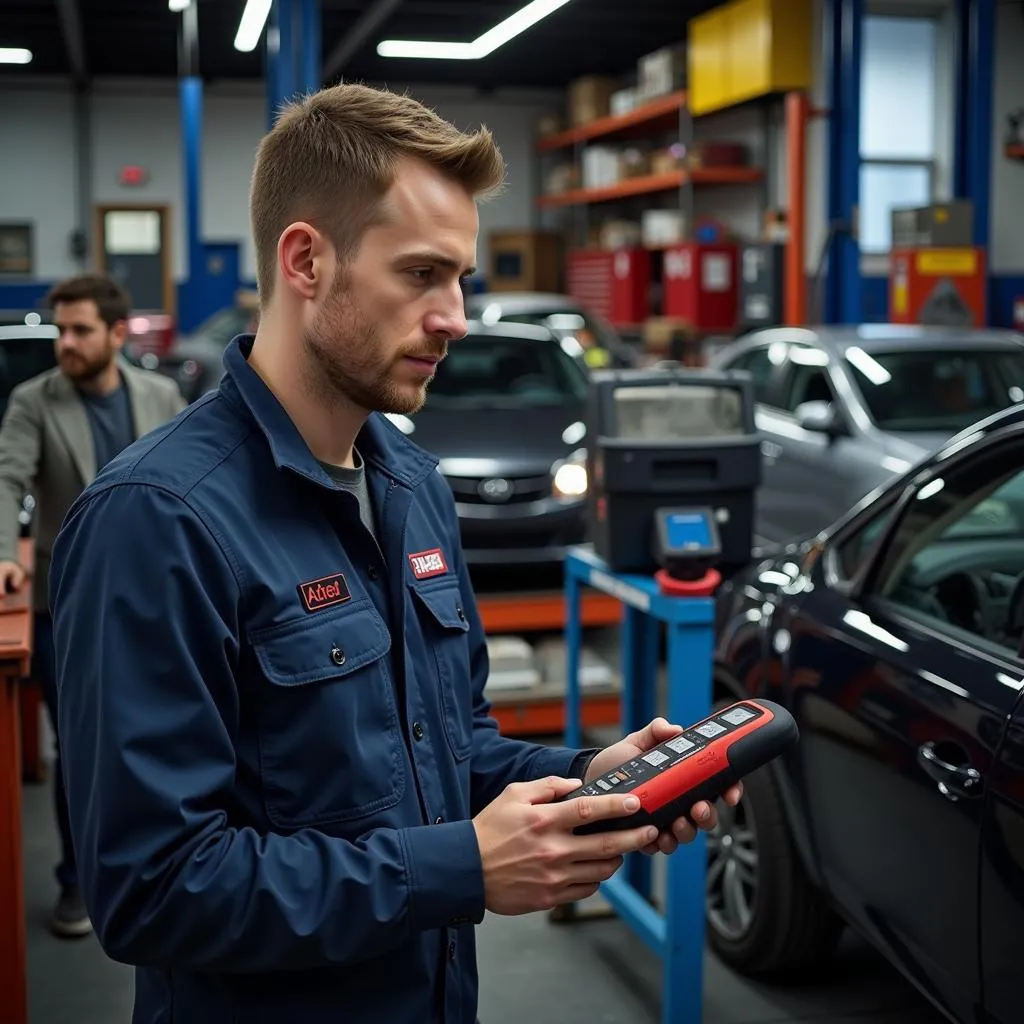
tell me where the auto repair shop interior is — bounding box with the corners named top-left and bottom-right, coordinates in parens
top-left (2, 0), bottom-right (1024, 1022)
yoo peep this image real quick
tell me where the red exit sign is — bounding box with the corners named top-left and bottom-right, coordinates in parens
top-left (119, 165), bottom-right (149, 187)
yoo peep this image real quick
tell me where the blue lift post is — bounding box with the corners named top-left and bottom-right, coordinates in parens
top-left (178, 0), bottom-right (204, 333)
top-left (823, 0), bottom-right (863, 325)
top-left (267, 0), bottom-right (320, 127)
top-left (563, 545), bottom-right (717, 1024)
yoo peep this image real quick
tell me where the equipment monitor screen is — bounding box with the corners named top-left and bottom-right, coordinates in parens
top-left (611, 384), bottom-right (746, 440)
top-left (663, 510), bottom-right (714, 551)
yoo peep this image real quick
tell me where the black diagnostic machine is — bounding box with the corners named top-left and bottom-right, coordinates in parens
top-left (561, 699), bottom-right (799, 834)
top-left (585, 367), bottom-right (761, 582)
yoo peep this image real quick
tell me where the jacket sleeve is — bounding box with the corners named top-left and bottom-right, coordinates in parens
top-left (49, 482), bottom-right (485, 973)
top-left (0, 387), bottom-right (41, 563)
top-left (439, 493), bottom-right (597, 814)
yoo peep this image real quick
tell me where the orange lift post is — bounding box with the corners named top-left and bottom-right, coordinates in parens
top-left (0, 539), bottom-right (34, 1024)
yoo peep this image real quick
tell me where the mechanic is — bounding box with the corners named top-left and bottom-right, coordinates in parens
top-left (49, 84), bottom-right (742, 1023)
top-left (0, 273), bottom-right (185, 939)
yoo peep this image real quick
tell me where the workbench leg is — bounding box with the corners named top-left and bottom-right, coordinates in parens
top-left (661, 619), bottom-right (714, 1024)
top-left (622, 608), bottom-right (659, 901)
top-left (0, 675), bottom-right (28, 1024)
top-left (564, 571), bottom-right (583, 750)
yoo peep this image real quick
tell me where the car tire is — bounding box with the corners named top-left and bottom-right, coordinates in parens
top-left (705, 700), bottom-right (844, 977)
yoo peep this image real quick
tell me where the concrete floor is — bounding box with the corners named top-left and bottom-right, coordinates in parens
top-left (21, 775), bottom-right (947, 1024)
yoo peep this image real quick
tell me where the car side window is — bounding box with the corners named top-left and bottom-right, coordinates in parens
top-left (872, 439), bottom-right (1024, 653)
top-left (722, 346), bottom-right (776, 405)
top-left (782, 353), bottom-right (836, 413)
top-left (833, 504), bottom-right (898, 580)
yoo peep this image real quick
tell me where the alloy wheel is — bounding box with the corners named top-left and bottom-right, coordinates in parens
top-left (706, 794), bottom-right (759, 942)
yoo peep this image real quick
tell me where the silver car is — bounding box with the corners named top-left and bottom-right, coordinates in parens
top-left (710, 324), bottom-right (1024, 545)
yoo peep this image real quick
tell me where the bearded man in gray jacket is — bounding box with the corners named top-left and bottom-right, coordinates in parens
top-left (0, 273), bottom-right (185, 937)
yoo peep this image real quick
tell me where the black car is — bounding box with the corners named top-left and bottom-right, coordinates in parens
top-left (710, 403), bottom-right (1024, 1023)
top-left (395, 320), bottom-right (590, 565)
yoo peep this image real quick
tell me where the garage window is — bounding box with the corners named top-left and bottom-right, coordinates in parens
top-left (873, 442), bottom-right (1024, 654)
top-left (859, 15), bottom-right (940, 254)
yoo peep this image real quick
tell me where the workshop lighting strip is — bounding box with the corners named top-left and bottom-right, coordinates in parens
top-left (377, 0), bottom-right (575, 59)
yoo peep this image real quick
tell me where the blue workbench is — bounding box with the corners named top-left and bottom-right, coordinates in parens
top-left (562, 544), bottom-right (717, 1024)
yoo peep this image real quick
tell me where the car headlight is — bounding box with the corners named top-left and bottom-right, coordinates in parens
top-left (552, 449), bottom-right (588, 500)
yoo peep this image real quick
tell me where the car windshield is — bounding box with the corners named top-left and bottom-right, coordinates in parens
top-left (497, 309), bottom-right (618, 350)
top-left (190, 306), bottom-right (255, 348)
top-left (426, 335), bottom-right (588, 409)
top-left (845, 347), bottom-right (1024, 432)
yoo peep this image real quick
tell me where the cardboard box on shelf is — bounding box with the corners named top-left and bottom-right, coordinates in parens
top-left (651, 145), bottom-right (686, 175)
top-left (685, 141), bottom-right (749, 168)
top-left (599, 220), bottom-right (643, 250)
top-left (569, 75), bottom-right (618, 126)
top-left (537, 113), bottom-right (563, 138)
top-left (582, 146), bottom-right (622, 189)
top-left (637, 45), bottom-right (687, 100)
top-left (544, 163), bottom-right (579, 195)
top-left (610, 88), bottom-right (639, 116)
top-left (642, 209), bottom-right (686, 248)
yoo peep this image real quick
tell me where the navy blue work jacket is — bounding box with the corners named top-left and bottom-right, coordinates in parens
top-left (50, 336), bottom-right (593, 1024)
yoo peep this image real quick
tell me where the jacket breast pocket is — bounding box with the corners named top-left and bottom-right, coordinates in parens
top-left (250, 600), bottom-right (405, 829)
top-left (410, 579), bottom-right (473, 761)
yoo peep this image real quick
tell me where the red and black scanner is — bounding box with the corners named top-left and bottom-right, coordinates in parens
top-left (560, 699), bottom-right (799, 834)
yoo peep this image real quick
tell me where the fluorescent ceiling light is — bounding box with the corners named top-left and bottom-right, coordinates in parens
top-left (234, 0), bottom-right (273, 53)
top-left (377, 0), bottom-right (574, 60)
top-left (168, 0), bottom-right (191, 11)
top-left (0, 48), bottom-right (32, 64)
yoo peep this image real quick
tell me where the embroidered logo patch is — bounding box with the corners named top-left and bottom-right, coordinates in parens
top-left (297, 573), bottom-right (352, 613)
top-left (409, 547), bottom-right (448, 580)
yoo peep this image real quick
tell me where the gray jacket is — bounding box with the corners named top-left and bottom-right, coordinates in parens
top-left (0, 361), bottom-right (186, 611)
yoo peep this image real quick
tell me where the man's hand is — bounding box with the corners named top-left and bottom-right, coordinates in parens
top-left (472, 776), bottom-right (660, 915)
top-left (0, 560), bottom-right (26, 594)
top-left (585, 717), bottom-right (744, 856)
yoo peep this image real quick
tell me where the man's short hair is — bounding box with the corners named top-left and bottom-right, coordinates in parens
top-left (250, 83), bottom-right (506, 301)
top-left (46, 274), bottom-right (132, 327)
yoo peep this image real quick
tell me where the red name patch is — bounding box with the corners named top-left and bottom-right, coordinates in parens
top-left (409, 547), bottom-right (448, 580)
top-left (297, 573), bottom-right (351, 613)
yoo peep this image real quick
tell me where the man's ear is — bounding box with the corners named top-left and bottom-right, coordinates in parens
top-left (109, 319), bottom-right (128, 351)
top-left (278, 222), bottom-right (333, 301)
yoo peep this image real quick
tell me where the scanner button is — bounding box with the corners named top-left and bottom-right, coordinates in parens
top-left (596, 779), bottom-right (612, 791)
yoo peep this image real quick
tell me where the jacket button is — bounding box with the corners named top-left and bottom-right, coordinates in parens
top-left (330, 645), bottom-right (346, 666)
top-left (447, 940), bottom-right (456, 961)
top-left (434, 816), bottom-right (444, 825)
top-left (456, 605), bottom-right (465, 621)
top-left (412, 721), bottom-right (425, 741)
top-left (367, 565), bottom-right (379, 580)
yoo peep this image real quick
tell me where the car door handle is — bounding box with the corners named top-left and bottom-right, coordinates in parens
top-left (917, 741), bottom-right (983, 802)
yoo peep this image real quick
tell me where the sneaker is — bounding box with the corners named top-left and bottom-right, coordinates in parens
top-left (51, 886), bottom-right (92, 938)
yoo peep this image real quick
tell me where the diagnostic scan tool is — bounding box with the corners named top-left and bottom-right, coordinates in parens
top-left (560, 699), bottom-right (798, 834)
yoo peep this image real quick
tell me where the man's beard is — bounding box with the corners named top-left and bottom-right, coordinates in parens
top-left (59, 346), bottom-right (115, 383)
top-left (302, 276), bottom-right (443, 416)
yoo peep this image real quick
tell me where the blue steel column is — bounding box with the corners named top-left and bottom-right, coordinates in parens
top-left (824, 0), bottom-right (863, 324)
top-left (181, 77), bottom-right (204, 331)
top-left (266, 0), bottom-right (298, 127)
top-left (301, 0), bottom-right (321, 93)
top-left (953, 0), bottom-right (995, 249)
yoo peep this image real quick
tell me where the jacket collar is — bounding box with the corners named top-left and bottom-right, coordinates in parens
top-left (220, 335), bottom-right (438, 489)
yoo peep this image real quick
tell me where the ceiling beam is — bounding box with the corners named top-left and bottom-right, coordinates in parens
top-left (323, 0), bottom-right (404, 80)
top-left (55, 0), bottom-right (88, 85)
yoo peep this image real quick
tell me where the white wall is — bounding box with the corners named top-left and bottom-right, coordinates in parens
top-left (0, 77), bottom-right (563, 285)
top-left (0, 88), bottom-right (79, 280)
top-left (990, 0), bottom-right (1024, 275)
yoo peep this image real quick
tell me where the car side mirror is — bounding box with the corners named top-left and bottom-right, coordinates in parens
top-left (795, 399), bottom-right (844, 437)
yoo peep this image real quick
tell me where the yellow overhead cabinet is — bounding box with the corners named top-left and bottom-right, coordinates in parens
top-left (688, 0), bottom-right (813, 116)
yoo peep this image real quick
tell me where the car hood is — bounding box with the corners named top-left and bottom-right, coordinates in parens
top-left (408, 403), bottom-right (585, 476)
top-left (882, 430), bottom-right (954, 462)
